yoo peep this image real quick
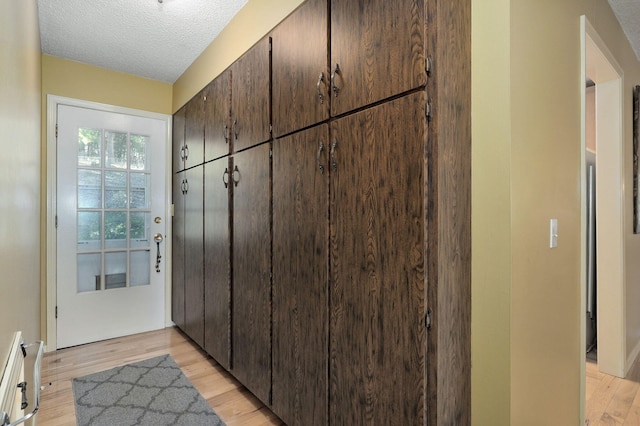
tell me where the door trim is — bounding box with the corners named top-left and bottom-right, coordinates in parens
top-left (46, 95), bottom-right (173, 351)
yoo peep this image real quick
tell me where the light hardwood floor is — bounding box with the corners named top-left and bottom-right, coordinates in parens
top-left (586, 356), bottom-right (640, 425)
top-left (38, 327), bottom-right (284, 426)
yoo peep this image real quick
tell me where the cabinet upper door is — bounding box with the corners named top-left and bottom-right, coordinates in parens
top-left (272, 0), bottom-right (329, 138)
top-left (204, 70), bottom-right (231, 161)
top-left (329, 92), bottom-right (426, 424)
top-left (330, 0), bottom-right (426, 115)
top-left (184, 165), bottom-right (204, 348)
top-left (231, 37), bottom-right (271, 152)
top-left (204, 157), bottom-right (231, 370)
top-left (171, 172), bottom-right (186, 330)
top-left (172, 106), bottom-right (186, 174)
top-left (232, 143), bottom-right (272, 404)
top-left (272, 124), bottom-right (329, 426)
top-left (185, 92), bottom-right (205, 169)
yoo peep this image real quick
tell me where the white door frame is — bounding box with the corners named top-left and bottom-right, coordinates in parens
top-left (580, 15), bottom-right (626, 422)
top-left (46, 95), bottom-right (173, 351)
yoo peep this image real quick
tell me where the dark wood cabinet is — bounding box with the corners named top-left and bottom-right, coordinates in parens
top-left (185, 93), bottom-right (205, 169)
top-left (204, 70), bottom-right (232, 161)
top-left (183, 166), bottom-right (205, 348)
top-left (271, 0), bottom-right (329, 138)
top-left (171, 0), bottom-right (471, 423)
top-left (329, 92), bottom-right (426, 425)
top-left (172, 106), bottom-right (186, 174)
top-left (232, 143), bottom-right (272, 404)
top-left (171, 172), bottom-right (186, 330)
top-left (330, 0), bottom-right (426, 116)
top-left (231, 37), bottom-right (271, 152)
top-left (272, 124), bottom-right (329, 426)
top-left (172, 166), bottom-right (204, 348)
top-left (204, 157), bottom-right (231, 370)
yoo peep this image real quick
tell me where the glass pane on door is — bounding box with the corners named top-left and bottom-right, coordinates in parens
top-left (130, 250), bottom-right (150, 286)
top-left (78, 169), bottom-right (101, 209)
top-left (77, 212), bottom-right (101, 252)
top-left (77, 253), bottom-right (101, 293)
top-left (75, 127), bottom-right (153, 293)
top-left (105, 131), bottom-right (128, 169)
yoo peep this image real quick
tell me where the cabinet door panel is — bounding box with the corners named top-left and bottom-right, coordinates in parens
top-left (329, 92), bottom-right (426, 424)
top-left (272, 0), bottom-right (329, 137)
top-left (331, 0), bottom-right (425, 115)
top-left (184, 166), bottom-right (204, 347)
top-left (185, 92), bottom-right (205, 168)
top-left (272, 125), bottom-right (329, 425)
top-left (173, 107), bottom-right (186, 173)
top-left (231, 38), bottom-right (271, 152)
top-left (205, 70), bottom-right (231, 161)
top-left (204, 157), bottom-right (231, 369)
top-left (171, 172), bottom-right (185, 330)
top-left (232, 144), bottom-right (271, 403)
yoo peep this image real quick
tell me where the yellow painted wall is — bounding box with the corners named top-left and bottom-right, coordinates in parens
top-left (471, 0), bottom-right (511, 423)
top-left (172, 0), bottom-right (305, 112)
top-left (470, 0), bottom-right (640, 424)
top-left (41, 55), bottom-right (173, 114)
top-left (0, 0), bottom-right (42, 350)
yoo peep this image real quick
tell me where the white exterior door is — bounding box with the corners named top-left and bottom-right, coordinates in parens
top-left (56, 104), bottom-right (167, 349)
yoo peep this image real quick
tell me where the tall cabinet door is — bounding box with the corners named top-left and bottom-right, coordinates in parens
top-left (272, 124), bottom-right (329, 426)
top-left (184, 166), bottom-right (204, 348)
top-left (173, 106), bottom-right (186, 173)
top-left (232, 144), bottom-right (272, 404)
top-left (204, 157), bottom-right (231, 370)
top-left (329, 92), bottom-right (426, 424)
top-left (171, 172), bottom-right (186, 330)
top-left (231, 38), bottom-right (271, 152)
top-left (204, 70), bottom-right (231, 161)
top-left (271, 0), bottom-right (328, 138)
top-left (330, 0), bottom-right (426, 115)
top-left (185, 92), bottom-right (205, 168)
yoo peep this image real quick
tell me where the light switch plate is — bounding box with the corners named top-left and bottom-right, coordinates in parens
top-left (550, 218), bottom-right (558, 248)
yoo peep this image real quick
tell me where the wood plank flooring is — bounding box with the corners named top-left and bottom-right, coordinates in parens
top-left (41, 328), bottom-right (640, 425)
top-left (38, 327), bottom-right (284, 426)
top-left (586, 357), bottom-right (640, 425)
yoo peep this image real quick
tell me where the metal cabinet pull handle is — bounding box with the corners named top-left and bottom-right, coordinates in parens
top-left (223, 125), bottom-right (229, 144)
top-left (232, 165), bottom-right (240, 187)
top-left (330, 139), bottom-right (338, 171)
top-left (184, 144), bottom-right (189, 161)
top-left (317, 141), bottom-right (325, 174)
top-left (233, 119), bottom-right (238, 140)
top-left (180, 146), bottom-right (186, 161)
top-left (317, 72), bottom-right (325, 104)
top-left (222, 167), bottom-right (230, 188)
top-left (180, 179), bottom-right (186, 194)
top-left (331, 64), bottom-right (341, 97)
top-left (184, 178), bottom-right (189, 193)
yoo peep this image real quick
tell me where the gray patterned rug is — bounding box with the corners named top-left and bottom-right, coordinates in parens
top-left (72, 354), bottom-right (225, 426)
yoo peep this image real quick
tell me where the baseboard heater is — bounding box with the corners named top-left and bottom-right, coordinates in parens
top-left (0, 332), bottom-right (44, 426)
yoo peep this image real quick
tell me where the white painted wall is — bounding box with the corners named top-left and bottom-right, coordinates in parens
top-left (0, 0), bottom-right (42, 358)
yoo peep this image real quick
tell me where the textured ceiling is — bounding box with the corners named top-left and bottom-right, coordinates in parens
top-left (608, 0), bottom-right (640, 61)
top-left (36, 1), bottom-right (640, 84)
top-left (37, 0), bottom-right (248, 83)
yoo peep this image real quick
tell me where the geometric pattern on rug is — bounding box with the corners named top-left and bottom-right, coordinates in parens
top-left (72, 354), bottom-right (225, 426)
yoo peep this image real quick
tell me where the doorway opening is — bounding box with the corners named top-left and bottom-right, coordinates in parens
top-left (46, 95), bottom-right (173, 350)
top-left (581, 15), bottom-right (626, 422)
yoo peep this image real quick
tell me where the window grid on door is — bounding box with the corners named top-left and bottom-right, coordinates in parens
top-left (76, 127), bottom-right (152, 293)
